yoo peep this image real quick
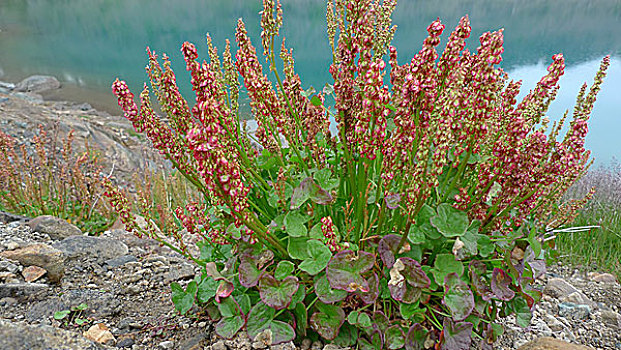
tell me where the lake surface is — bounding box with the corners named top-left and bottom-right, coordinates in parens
top-left (1, 0), bottom-right (620, 164)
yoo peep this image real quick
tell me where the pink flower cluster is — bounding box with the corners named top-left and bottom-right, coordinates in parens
top-left (320, 216), bottom-right (341, 252)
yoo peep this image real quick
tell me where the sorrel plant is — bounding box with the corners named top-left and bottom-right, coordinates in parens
top-left (0, 125), bottom-right (115, 234)
top-left (105, 0), bottom-right (610, 348)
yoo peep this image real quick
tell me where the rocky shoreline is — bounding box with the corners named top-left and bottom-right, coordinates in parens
top-left (1, 75), bottom-right (621, 349)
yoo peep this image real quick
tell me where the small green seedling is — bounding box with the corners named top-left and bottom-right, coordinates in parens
top-left (53, 303), bottom-right (90, 327)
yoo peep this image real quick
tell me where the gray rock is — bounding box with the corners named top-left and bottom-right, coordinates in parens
top-left (270, 341), bottom-right (296, 350)
top-left (544, 278), bottom-right (579, 299)
top-left (0, 319), bottom-right (109, 350)
top-left (212, 340), bottom-right (227, 350)
top-left (11, 91), bottom-right (43, 103)
top-left (589, 272), bottom-right (618, 284)
top-left (28, 215), bottom-right (83, 240)
top-left (543, 314), bottom-right (565, 331)
top-left (0, 282), bottom-right (49, 298)
top-left (14, 75), bottom-right (61, 93)
top-left (0, 211), bottom-right (28, 224)
top-left (53, 235), bottom-right (128, 262)
top-left (164, 262), bottom-right (195, 282)
top-left (561, 291), bottom-right (597, 308)
top-left (105, 255), bottom-right (137, 268)
top-left (158, 340), bottom-right (174, 349)
top-left (0, 243), bottom-right (65, 283)
top-left (558, 302), bottom-right (591, 320)
top-left (27, 289), bottom-right (122, 322)
top-left (601, 310), bottom-right (621, 330)
top-left (0, 81), bottom-right (15, 91)
top-left (116, 337), bottom-right (135, 348)
top-left (516, 336), bottom-right (594, 349)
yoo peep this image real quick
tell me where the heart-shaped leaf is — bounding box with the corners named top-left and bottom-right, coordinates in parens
top-left (197, 276), bottom-right (219, 303)
top-left (239, 254), bottom-right (264, 288)
top-left (291, 177), bottom-right (334, 209)
top-left (288, 237), bottom-right (310, 260)
top-left (491, 268), bottom-right (515, 301)
top-left (405, 324), bottom-right (427, 350)
top-left (326, 250), bottom-right (375, 292)
top-left (315, 274), bottom-right (348, 304)
top-left (314, 168), bottom-right (339, 190)
top-left (356, 272), bottom-right (380, 305)
top-left (385, 193), bottom-right (402, 209)
top-left (378, 234), bottom-right (401, 268)
top-left (441, 318), bottom-right (473, 350)
top-left (385, 325), bottom-right (406, 350)
top-left (215, 296), bottom-right (244, 339)
top-left (284, 211), bottom-right (309, 237)
top-left (258, 274), bottom-right (299, 310)
top-left (299, 240), bottom-right (332, 275)
top-left (443, 273), bottom-right (474, 321)
top-left (246, 302), bottom-right (296, 345)
top-left (171, 281), bottom-right (196, 315)
top-left (468, 261), bottom-right (494, 301)
top-left (333, 323), bottom-right (358, 347)
top-left (388, 258), bottom-right (431, 304)
top-left (416, 204), bottom-right (442, 239)
top-left (430, 203), bottom-right (469, 238)
top-left (310, 302), bottom-right (345, 340)
top-left (511, 297), bottom-right (532, 328)
top-left (275, 261), bottom-right (295, 280)
top-left (431, 254), bottom-right (464, 286)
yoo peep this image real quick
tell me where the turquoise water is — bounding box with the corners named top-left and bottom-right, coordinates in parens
top-left (0, 0), bottom-right (619, 163)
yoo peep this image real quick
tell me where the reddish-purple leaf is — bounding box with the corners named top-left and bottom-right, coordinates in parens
top-left (356, 272), bottom-right (380, 305)
top-left (443, 273), bottom-right (474, 321)
top-left (258, 274), bottom-right (299, 310)
top-left (215, 280), bottom-right (234, 303)
top-left (385, 193), bottom-right (402, 209)
top-left (246, 302), bottom-right (296, 345)
top-left (491, 268), bottom-right (515, 301)
top-left (388, 258), bottom-right (431, 304)
top-left (405, 324), bottom-right (428, 350)
top-left (239, 254), bottom-right (264, 288)
top-left (290, 177), bottom-right (334, 209)
top-left (378, 234), bottom-right (401, 268)
top-left (469, 261), bottom-right (494, 301)
top-left (441, 318), bottom-right (473, 350)
top-left (326, 250), bottom-right (375, 292)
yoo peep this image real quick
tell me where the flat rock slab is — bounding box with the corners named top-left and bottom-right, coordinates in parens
top-left (52, 235), bottom-right (128, 262)
top-left (517, 337), bottom-right (595, 349)
top-left (0, 243), bottom-right (65, 283)
top-left (0, 318), bottom-right (110, 350)
top-left (28, 215), bottom-right (82, 241)
top-left (14, 75), bottom-right (61, 93)
top-left (0, 282), bottom-right (49, 298)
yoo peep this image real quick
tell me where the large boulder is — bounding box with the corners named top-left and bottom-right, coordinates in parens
top-left (28, 215), bottom-right (83, 240)
top-left (52, 235), bottom-right (128, 262)
top-left (14, 75), bottom-right (61, 93)
top-left (0, 243), bottom-right (65, 283)
top-left (0, 319), bottom-right (110, 350)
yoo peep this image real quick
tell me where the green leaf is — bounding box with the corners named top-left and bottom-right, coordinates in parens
top-left (171, 281), bottom-right (196, 315)
top-left (431, 254), bottom-right (464, 286)
top-left (310, 95), bottom-right (322, 106)
top-left (290, 284), bottom-right (306, 307)
top-left (310, 302), bottom-right (345, 340)
top-left (247, 303), bottom-right (296, 345)
top-left (74, 318), bottom-right (88, 325)
top-left (54, 310), bottom-right (70, 320)
top-left (284, 211), bottom-right (308, 237)
top-left (477, 235), bottom-right (495, 258)
top-left (288, 237), bottom-right (310, 260)
top-left (197, 276), bottom-right (219, 303)
top-left (293, 302), bottom-right (308, 336)
top-left (333, 323), bottom-right (357, 347)
top-left (407, 226), bottom-right (426, 245)
top-left (385, 325), bottom-right (406, 350)
top-left (74, 303), bottom-right (88, 311)
top-left (431, 203), bottom-right (469, 238)
top-left (400, 302), bottom-right (424, 321)
top-left (416, 204), bottom-right (441, 239)
top-left (291, 177), bottom-right (333, 209)
top-left (299, 240), bottom-right (332, 275)
top-left (406, 324), bottom-right (427, 350)
top-left (275, 261), bottom-right (295, 280)
top-left (443, 273), bottom-right (474, 321)
top-left (315, 274), bottom-right (348, 304)
top-left (314, 168), bottom-right (339, 190)
top-left (238, 294), bottom-right (251, 315)
top-left (215, 315), bottom-right (244, 339)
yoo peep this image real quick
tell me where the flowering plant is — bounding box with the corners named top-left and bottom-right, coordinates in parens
top-left (105, 0), bottom-right (609, 348)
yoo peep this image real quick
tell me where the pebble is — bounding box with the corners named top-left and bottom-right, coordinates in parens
top-left (158, 340), bottom-right (174, 349)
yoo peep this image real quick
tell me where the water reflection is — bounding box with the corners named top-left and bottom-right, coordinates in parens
top-left (0, 0), bottom-right (619, 161)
